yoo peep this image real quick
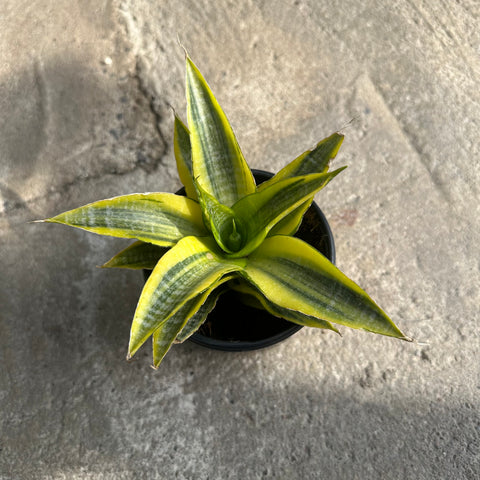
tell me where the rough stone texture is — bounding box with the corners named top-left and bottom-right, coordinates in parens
top-left (1, 1), bottom-right (479, 479)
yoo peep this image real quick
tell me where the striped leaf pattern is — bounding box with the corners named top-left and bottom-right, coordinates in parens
top-left (173, 114), bottom-right (197, 200)
top-left (175, 282), bottom-right (230, 343)
top-left (195, 182), bottom-right (245, 253)
top-left (128, 236), bottom-right (245, 358)
top-left (267, 201), bottom-right (311, 237)
top-left (186, 57), bottom-right (255, 207)
top-left (242, 236), bottom-right (409, 339)
top-left (229, 168), bottom-right (346, 257)
top-left (44, 193), bottom-right (207, 247)
top-left (152, 296), bottom-right (202, 368)
top-left (259, 132), bottom-right (344, 190)
top-left (101, 241), bottom-right (168, 270)
top-left (152, 283), bottom-right (221, 368)
top-left (231, 280), bottom-right (339, 333)
top-left (153, 275), bottom-right (233, 367)
top-left (262, 133), bottom-right (344, 235)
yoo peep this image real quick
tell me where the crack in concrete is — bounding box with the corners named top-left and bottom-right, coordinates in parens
top-left (405, 0), bottom-right (480, 81)
top-left (0, 147), bottom-right (163, 217)
top-left (0, 164), bottom-right (142, 219)
top-left (1, 59), bottom-right (173, 217)
top-left (352, 72), bottom-right (454, 206)
top-left (133, 57), bottom-right (168, 163)
top-left (372, 81), bottom-right (453, 206)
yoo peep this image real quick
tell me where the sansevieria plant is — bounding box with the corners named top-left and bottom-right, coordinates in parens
top-left (40, 56), bottom-right (410, 368)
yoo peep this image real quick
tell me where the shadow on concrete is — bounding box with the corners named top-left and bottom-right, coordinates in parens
top-left (0, 52), bottom-right (165, 221)
top-left (1, 182), bottom-right (477, 480)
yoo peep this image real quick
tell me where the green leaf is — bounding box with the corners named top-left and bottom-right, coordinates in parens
top-left (267, 201), bottom-right (311, 237)
top-left (261, 132), bottom-right (345, 235)
top-left (186, 56), bottom-right (255, 206)
top-left (173, 114), bottom-right (197, 200)
top-left (259, 132), bottom-right (344, 190)
top-left (152, 295), bottom-right (202, 368)
top-left (175, 281), bottom-right (230, 343)
top-left (152, 274), bottom-right (233, 367)
top-left (241, 235), bottom-right (409, 339)
top-left (101, 241), bottom-right (168, 270)
top-left (195, 181), bottom-right (245, 253)
top-left (128, 236), bottom-right (245, 358)
top-left (44, 193), bottom-right (207, 247)
top-left (231, 280), bottom-right (339, 333)
top-left (229, 168), bottom-right (346, 257)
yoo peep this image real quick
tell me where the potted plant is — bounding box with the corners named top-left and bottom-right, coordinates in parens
top-left (39, 56), bottom-right (411, 368)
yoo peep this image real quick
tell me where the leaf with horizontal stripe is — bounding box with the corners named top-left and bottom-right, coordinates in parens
top-left (229, 168), bottom-right (346, 257)
top-left (241, 235), bottom-right (409, 339)
top-left (262, 133), bottom-right (345, 235)
top-left (101, 241), bottom-right (168, 270)
top-left (151, 296), bottom-right (202, 368)
top-left (230, 280), bottom-right (339, 333)
top-left (174, 114), bottom-right (197, 200)
top-left (186, 56), bottom-right (255, 206)
top-left (43, 193), bottom-right (207, 247)
top-left (259, 133), bottom-right (344, 190)
top-left (128, 236), bottom-right (245, 358)
top-left (152, 275), bottom-right (233, 367)
top-left (175, 277), bottom-right (234, 343)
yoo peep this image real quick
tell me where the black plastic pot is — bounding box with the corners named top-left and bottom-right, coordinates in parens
top-left (144, 169), bottom-right (335, 352)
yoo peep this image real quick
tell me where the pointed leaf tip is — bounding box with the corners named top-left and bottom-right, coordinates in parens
top-left (186, 56), bottom-right (255, 206)
top-left (243, 236), bottom-right (407, 340)
top-left (177, 35), bottom-right (188, 58)
top-left (127, 236), bottom-right (244, 358)
top-left (259, 132), bottom-right (346, 191)
top-left (39, 193), bottom-right (207, 246)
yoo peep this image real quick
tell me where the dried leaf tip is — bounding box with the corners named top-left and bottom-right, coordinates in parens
top-left (167, 103), bottom-right (177, 117)
top-left (338, 116), bottom-right (359, 133)
top-left (176, 34), bottom-right (188, 58)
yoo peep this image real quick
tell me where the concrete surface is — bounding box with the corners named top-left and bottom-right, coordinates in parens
top-left (1, 0), bottom-right (479, 478)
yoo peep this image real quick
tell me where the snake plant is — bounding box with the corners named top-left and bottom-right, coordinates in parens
top-left (41, 56), bottom-right (410, 368)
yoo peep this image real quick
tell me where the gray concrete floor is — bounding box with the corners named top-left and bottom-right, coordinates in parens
top-left (1, 1), bottom-right (479, 478)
